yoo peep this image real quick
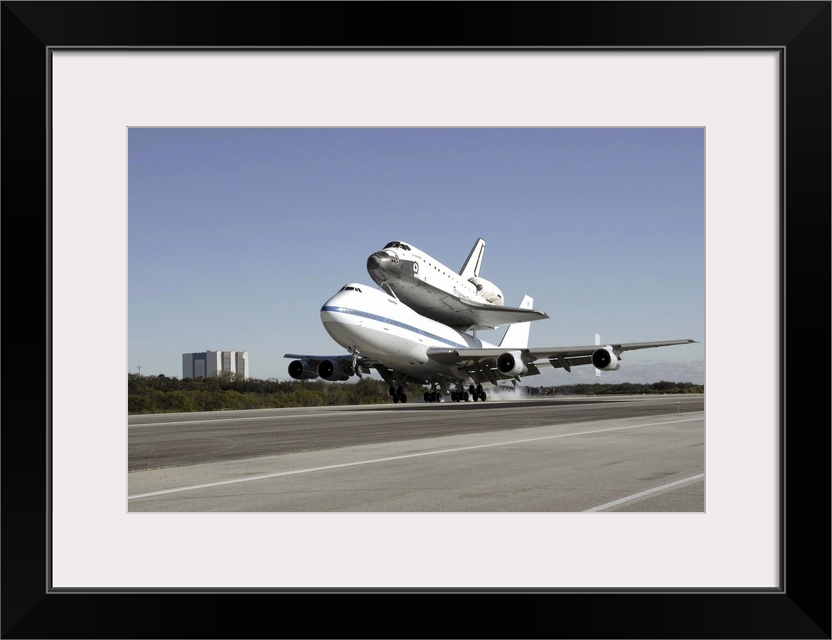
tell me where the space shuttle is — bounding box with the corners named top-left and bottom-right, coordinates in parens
top-left (366, 238), bottom-right (550, 331)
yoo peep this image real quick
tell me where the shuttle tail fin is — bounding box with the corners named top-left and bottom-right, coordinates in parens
top-left (499, 295), bottom-right (534, 348)
top-left (459, 238), bottom-right (486, 279)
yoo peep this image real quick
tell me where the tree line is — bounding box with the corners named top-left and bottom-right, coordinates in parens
top-left (127, 373), bottom-right (395, 414)
top-left (128, 373), bottom-right (703, 414)
top-left (527, 380), bottom-right (704, 396)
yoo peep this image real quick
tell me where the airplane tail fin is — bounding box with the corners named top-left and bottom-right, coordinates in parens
top-left (459, 238), bottom-right (485, 279)
top-left (499, 295), bottom-right (534, 348)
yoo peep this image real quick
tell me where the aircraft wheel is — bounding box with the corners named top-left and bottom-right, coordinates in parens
top-left (399, 393), bottom-right (407, 403)
top-left (472, 393), bottom-right (478, 402)
top-left (469, 385), bottom-right (476, 396)
top-left (424, 392), bottom-right (430, 402)
top-left (463, 392), bottom-right (469, 402)
top-left (480, 391), bottom-right (487, 401)
top-left (389, 386), bottom-right (396, 397)
top-left (392, 394), bottom-right (399, 403)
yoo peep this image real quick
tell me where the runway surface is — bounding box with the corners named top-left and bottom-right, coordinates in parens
top-left (128, 394), bottom-right (704, 512)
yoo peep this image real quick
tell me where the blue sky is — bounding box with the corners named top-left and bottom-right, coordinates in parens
top-left (128, 128), bottom-right (704, 384)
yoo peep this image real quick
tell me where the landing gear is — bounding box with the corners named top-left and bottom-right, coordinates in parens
top-left (423, 384), bottom-right (443, 403)
top-left (390, 385), bottom-right (407, 404)
top-left (421, 382), bottom-right (488, 403)
top-left (468, 384), bottom-right (487, 402)
top-left (449, 382), bottom-right (487, 402)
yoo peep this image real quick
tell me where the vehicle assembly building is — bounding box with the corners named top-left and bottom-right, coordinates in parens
top-left (182, 351), bottom-right (249, 380)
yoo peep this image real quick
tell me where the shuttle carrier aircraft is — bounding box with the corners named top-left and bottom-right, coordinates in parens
top-left (286, 283), bottom-right (695, 404)
top-left (367, 238), bottom-right (549, 330)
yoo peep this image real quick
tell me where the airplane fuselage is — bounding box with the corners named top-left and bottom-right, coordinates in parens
top-left (288, 282), bottom-right (696, 402)
top-left (320, 283), bottom-right (495, 383)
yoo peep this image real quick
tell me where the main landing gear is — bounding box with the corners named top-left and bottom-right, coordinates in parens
top-left (448, 384), bottom-right (487, 402)
top-left (390, 385), bottom-right (407, 403)
top-left (423, 384), bottom-right (443, 403)
top-left (468, 384), bottom-right (487, 402)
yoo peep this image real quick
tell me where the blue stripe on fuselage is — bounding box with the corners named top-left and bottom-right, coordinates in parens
top-left (321, 305), bottom-right (467, 349)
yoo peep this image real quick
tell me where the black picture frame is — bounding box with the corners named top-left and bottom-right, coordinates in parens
top-left (2, 2), bottom-right (829, 638)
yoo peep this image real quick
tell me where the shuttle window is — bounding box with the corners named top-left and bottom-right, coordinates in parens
top-left (383, 242), bottom-right (411, 251)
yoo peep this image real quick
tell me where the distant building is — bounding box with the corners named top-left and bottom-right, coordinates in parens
top-left (182, 351), bottom-right (249, 380)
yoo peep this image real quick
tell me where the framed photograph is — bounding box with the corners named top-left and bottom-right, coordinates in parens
top-left (3, 2), bottom-right (829, 638)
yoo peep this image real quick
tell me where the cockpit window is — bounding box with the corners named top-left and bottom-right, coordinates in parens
top-left (383, 241), bottom-right (411, 251)
top-left (342, 285), bottom-right (362, 293)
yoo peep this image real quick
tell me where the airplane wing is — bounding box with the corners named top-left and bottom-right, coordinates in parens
top-left (426, 339), bottom-right (697, 380)
top-left (522, 339), bottom-right (698, 371)
top-left (284, 353), bottom-right (377, 380)
top-left (284, 353), bottom-right (432, 386)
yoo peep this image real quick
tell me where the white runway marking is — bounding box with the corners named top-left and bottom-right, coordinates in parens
top-left (128, 416), bottom-right (701, 500)
top-left (583, 473), bottom-right (705, 512)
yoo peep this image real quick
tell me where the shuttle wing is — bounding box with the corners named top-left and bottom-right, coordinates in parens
top-left (421, 293), bottom-right (549, 330)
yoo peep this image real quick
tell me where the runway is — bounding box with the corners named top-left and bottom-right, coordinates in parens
top-left (128, 394), bottom-right (704, 512)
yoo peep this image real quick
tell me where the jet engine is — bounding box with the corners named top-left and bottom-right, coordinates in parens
top-left (317, 360), bottom-right (352, 381)
top-left (468, 276), bottom-right (505, 306)
top-left (497, 351), bottom-right (528, 376)
top-left (591, 346), bottom-right (621, 371)
top-left (288, 360), bottom-right (318, 380)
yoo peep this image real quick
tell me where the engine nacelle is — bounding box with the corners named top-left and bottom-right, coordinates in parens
top-left (468, 276), bottom-right (504, 306)
top-left (591, 346), bottom-right (621, 372)
top-left (288, 360), bottom-right (319, 380)
top-left (497, 351), bottom-right (528, 376)
top-left (317, 359), bottom-right (352, 381)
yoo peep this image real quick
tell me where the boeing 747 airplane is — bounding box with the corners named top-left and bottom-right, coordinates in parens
top-left (367, 238), bottom-right (549, 330)
top-left (286, 283), bottom-right (696, 403)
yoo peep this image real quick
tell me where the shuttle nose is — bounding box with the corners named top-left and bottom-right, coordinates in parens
top-left (367, 251), bottom-right (392, 280)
